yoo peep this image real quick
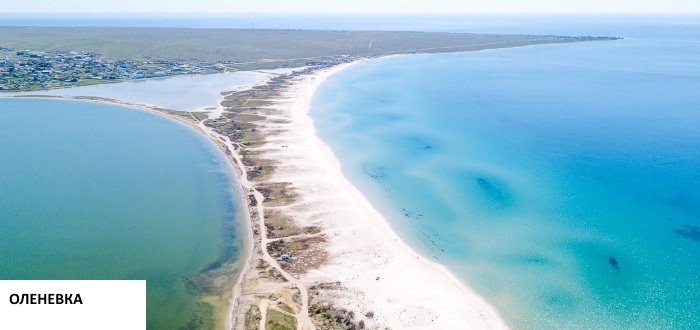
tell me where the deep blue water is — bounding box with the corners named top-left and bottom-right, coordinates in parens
top-left (311, 18), bottom-right (700, 329)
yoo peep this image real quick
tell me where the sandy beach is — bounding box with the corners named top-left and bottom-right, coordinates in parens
top-left (0, 22), bottom-right (631, 328)
top-left (222, 62), bottom-right (509, 329)
top-left (2, 62), bottom-right (509, 329)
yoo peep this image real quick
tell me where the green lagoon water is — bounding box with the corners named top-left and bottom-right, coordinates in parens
top-left (11, 72), bottom-right (265, 111)
top-left (0, 98), bottom-right (247, 329)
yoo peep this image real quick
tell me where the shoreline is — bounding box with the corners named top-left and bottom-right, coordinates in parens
top-left (0, 89), bottom-right (264, 330)
top-left (222, 59), bottom-right (510, 329)
top-left (1, 32), bottom-right (625, 328)
top-left (302, 62), bottom-right (509, 328)
top-left (2, 57), bottom-right (510, 329)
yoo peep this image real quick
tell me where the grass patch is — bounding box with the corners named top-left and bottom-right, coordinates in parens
top-left (0, 27), bottom-right (582, 66)
top-left (191, 111), bottom-right (212, 121)
top-left (265, 210), bottom-right (304, 239)
top-left (245, 305), bottom-right (262, 330)
top-left (277, 302), bottom-right (294, 314)
top-left (265, 309), bottom-right (297, 330)
top-left (148, 108), bottom-right (200, 124)
top-left (256, 182), bottom-right (297, 207)
top-left (267, 236), bottom-right (328, 275)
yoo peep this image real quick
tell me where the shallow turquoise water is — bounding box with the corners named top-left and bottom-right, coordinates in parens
top-left (311, 28), bottom-right (700, 329)
top-left (0, 98), bottom-right (246, 329)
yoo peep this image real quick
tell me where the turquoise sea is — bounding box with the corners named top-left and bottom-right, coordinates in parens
top-left (3, 13), bottom-right (699, 329)
top-left (0, 99), bottom-right (246, 329)
top-left (311, 18), bottom-right (700, 329)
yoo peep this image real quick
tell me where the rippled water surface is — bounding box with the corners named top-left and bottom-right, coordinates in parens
top-left (311, 18), bottom-right (700, 329)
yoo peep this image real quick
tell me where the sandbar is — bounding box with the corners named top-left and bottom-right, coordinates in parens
top-left (222, 62), bottom-right (509, 329)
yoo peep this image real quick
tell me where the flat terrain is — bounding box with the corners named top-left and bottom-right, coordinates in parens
top-left (0, 27), bottom-right (586, 69)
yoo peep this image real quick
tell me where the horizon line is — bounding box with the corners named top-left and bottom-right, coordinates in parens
top-left (1, 11), bottom-right (699, 15)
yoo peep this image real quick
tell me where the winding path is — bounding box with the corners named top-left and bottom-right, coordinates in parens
top-left (199, 98), bottom-right (316, 330)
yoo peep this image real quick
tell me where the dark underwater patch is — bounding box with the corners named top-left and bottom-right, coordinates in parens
top-left (673, 225), bottom-right (700, 242)
top-left (522, 256), bottom-right (551, 265)
top-left (362, 165), bottom-right (387, 182)
top-left (542, 290), bottom-right (576, 312)
top-left (475, 177), bottom-right (510, 206)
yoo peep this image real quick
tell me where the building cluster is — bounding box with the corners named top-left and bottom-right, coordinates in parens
top-left (297, 56), bottom-right (354, 74)
top-left (0, 47), bottom-right (231, 91)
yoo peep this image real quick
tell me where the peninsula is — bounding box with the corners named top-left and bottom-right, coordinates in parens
top-left (0, 27), bottom-right (614, 91)
top-left (0, 27), bottom-right (618, 329)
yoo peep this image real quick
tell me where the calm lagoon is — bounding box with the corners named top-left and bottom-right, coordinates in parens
top-left (0, 98), bottom-right (247, 329)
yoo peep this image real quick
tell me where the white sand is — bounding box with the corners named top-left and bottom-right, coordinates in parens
top-left (3, 61), bottom-right (507, 329)
top-left (2, 61), bottom-right (508, 328)
top-left (247, 62), bottom-right (510, 329)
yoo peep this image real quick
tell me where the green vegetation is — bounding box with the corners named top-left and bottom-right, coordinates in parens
top-left (265, 309), bottom-right (297, 330)
top-left (309, 303), bottom-right (364, 330)
top-left (0, 27), bottom-right (614, 91)
top-left (0, 27), bottom-right (581, 64)
top-left (277, 302), bottom-right (294, 315)
top-left (245, 306), bottom-right (262, 330)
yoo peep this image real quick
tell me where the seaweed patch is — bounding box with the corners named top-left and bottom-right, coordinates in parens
top-left (673, 225), bottom-right (700, 242)
top-left (475, 177), bottom-right (510, 206)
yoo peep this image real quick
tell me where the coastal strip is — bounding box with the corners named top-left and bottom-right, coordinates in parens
top-left (215, 62), bottom-right (509, 329)
top-left (1, 33), bottom-right (619, 329)
top-left (18, 63), bottom-right (509, 329)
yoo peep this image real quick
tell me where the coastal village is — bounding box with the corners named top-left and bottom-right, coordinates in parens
top-left (0, 33), bottom-right (613, 92)
top-left (0, 46), bottom-right (231, 91)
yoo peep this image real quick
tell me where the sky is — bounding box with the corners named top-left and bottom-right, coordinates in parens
top-left (1, 0), bottom-right (699, 13)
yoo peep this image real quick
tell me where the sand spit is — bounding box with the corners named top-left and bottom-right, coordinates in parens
top-left (215, 61), bottom-right (509, 330)
top-left (2, 61), bottom-right (509, 329)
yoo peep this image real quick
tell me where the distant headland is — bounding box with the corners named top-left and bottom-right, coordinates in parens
top-left (0, 26), bottom-right (618, 91)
